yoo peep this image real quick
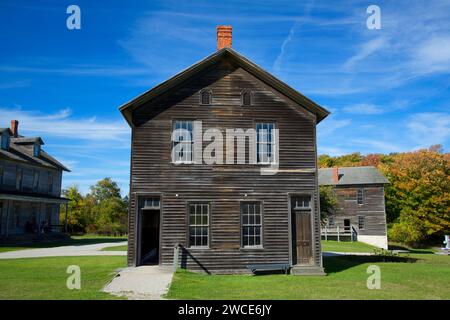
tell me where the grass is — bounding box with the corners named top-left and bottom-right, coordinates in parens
top-left (166, 253), bottom-right (450, 299)
top-left (0, 256), bottom-right (126, 300)
top-left (101, 245), bottom-right (128, 251)
top-left (0, 234), bottom-right (127, 252)
top-left (321, 240), bottom-right (377, 253)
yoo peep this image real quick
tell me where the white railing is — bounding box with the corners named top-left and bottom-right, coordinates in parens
top-left (321, 225), bottom-right (358, 242)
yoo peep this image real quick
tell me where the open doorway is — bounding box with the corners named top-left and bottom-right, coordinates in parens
top-left (138, 196), bottom-right (161, 265)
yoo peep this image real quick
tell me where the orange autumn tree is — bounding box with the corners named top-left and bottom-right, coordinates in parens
top-left (380, 148), bottom-right (450, 245)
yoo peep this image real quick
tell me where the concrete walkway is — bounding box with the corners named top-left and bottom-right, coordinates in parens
top-left (0, 241), bottom-right (127, 259)
top-left (103, 266), bottom-right (174, 300)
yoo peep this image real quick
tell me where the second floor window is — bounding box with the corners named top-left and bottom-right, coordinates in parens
top-left (172, 120), bottom-right (193, 164)
top-left (16, 169), bottom-right (23, 190)
top-left (48, 172), bottom-right (53, 193)
top-left (357, 188), bottom-right (364, 205)
top-left (33, 171), bottom-right (39, 192)
top-left (256, 123), bottom-right (275, 164)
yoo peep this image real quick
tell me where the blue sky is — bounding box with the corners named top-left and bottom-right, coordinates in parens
top-left (1, 0), bottom-right (449, 194)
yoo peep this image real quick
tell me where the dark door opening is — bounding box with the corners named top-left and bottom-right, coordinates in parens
top-left (139, 209), bottom-right (160, 265)
top-left (344, 219), bottom-right (351, 233)
top-left (291, 196), bottom-right (313, 265)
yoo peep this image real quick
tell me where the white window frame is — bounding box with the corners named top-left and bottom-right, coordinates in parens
top-left (255, 122), bottom-right (276, 164)
top-left (172, 120), bottom-right (194, 164)
top-left (241, 202), bottom-right (263, 248)
top-left (358, 215), bottom-right (365, 230)
top-left (188, 203), bottom-right (209, 248)
top-left (357, 188), bottom-right (364, 205)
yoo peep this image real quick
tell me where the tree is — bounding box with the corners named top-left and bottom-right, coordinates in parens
top-left (319, 186), bottom-right (338, 224)
top-left (383, 148), bottom-right (450, 245)
top-left (90, 177), bottom-right (121, 203)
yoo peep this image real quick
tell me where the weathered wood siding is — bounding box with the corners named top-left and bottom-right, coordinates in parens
top-left (331, 184), bottom-right (387, 236)
top-left (128, 58), bottom-right (322, 273)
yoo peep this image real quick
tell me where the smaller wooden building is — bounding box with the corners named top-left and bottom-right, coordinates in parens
top-left (319, 166), bottom-right (389, 249)
top-left (0, 120), bottom-right (70, 237)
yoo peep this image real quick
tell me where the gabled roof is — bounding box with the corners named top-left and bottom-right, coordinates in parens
top-left (119, 47), bottom-right (330, 127)
top-left (1, 136), bottom-right (70, 172)
top-left (319, 166), bottom-right (389, 186)
top-left (0, 128), bottom-right (12, 135)
top-left (12, 137), bottom-right (45, 145)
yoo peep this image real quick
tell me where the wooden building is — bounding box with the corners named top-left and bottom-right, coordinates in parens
top-left (319, 166), bottom-right (389, 249)
top-left (120, 26), bottom-right (330, 274)
top-left (0, 120), bottom-right (69, 237)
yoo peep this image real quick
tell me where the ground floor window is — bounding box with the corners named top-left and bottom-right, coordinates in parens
top-left (241, 202), bottom-right (262, 247)
top-left (188, 203), bottom-right (209, 247)
top-left (328, 215), bottom-right (335, 227)
top-left (358, 215), bottom-right (365, 230)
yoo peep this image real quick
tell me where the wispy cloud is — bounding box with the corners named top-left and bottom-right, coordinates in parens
top-left (0, 107), bottom-right (129, 142)
top-left (407, 112), bottom-right (450, 147)
top-left (342, 103), bottom-right (383, 115)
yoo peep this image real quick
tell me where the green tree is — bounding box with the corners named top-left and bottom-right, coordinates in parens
top-left (319, 186), bottom-right (338, 224)
top-left (90, 177), bottom-right (121, 203)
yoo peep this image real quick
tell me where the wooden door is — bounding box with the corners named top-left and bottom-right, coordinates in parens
top-left (293, 209), bottom-right (313, 265)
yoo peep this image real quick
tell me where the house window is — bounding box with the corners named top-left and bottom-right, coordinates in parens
top-left (46, 205), bottom-right (53, 224)
top-left (357, 188), bottom-right (364, 205)
top-left (256, 123), bottom-right (275, 164)
top-left (1, 133), bottom-right (10, 150)
top-left (241, 202), bottom-right (262, 247)
top-left (144, 197), bottom-right (160, 209)
top-left (48, 172), bottom-right (53, 193)
top-left (33, 171), bottom-right (39, 192)
top-left (0, 166), bottom-right (3, 186)
top-left (33, 143), bottom-right (40, 157)
top-left (172, 120), bottom-right (194, 163)
top-left (242, 90), bottom-right (252, 106)
top-left (188, 203), bottom-right (209, 247)
top-left (200, 89), bottom-right (212, 105)
top-left (358, 216), bottom-right (365, 230)
top-left (293, 196), bottom-right (311, 209)
top-left (16, 169), bottom-right (23, 190)
top-left (11, 205), bottom-right (20, 228)
top-left (328, 216), bottom-right (335, 227)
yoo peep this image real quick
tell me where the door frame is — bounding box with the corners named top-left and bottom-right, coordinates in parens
top-left (287, 192), bottom-right (316, 266)
top-left (134, 192), bottom-right (163, 266)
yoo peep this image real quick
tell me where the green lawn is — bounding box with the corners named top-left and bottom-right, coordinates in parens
top-left (166, 253), bottom-right (450, 300)
top-left (0, 234), bottom-right (127, 252)
top-left (321, 240), bottom-right (377, 253)
top-left (0, 256), bottom-right (126, 300)
top-left (101, 245), bottom-right (128, 251)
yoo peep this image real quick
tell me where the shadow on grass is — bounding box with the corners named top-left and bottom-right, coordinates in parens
top-left (388, 244), bottom-right (435, 254)
top-left (0, 234), bottom-right (127, 249)
top-left (324, 254), bottom-right (417, 274)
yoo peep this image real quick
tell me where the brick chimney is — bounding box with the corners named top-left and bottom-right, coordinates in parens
top-left (332, 167), bottom-right (339, 183)
top-left (217, 25), bottom-right (232, 50)
top-left (10, 120), bottom-right (19, 137)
